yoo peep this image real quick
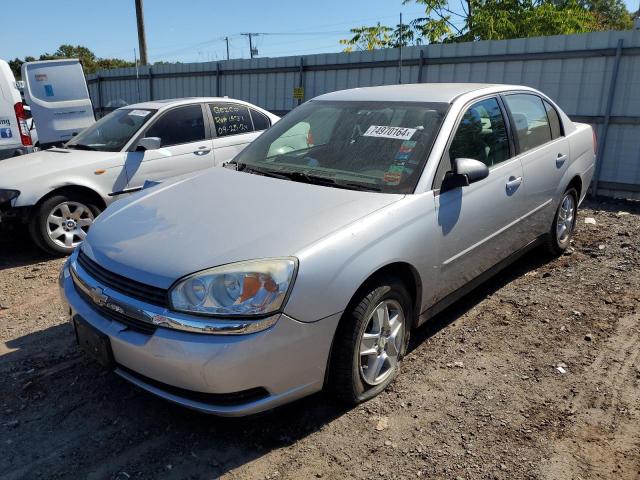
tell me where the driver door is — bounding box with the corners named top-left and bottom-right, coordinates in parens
top-left (431, 96), bottom-right (528, 303)
top-left (124, 104), bottom-right (214, 188)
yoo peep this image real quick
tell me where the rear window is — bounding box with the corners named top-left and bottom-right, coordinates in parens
top-left (544, 100), bottom-right (563, 139)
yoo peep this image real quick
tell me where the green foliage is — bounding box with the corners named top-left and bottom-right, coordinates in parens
top-left (470, 0), bottom-right (598, 40)
top-left (339, 23), bottom-right (394, 51)
top-left (9, 45), bottom-right (134, 79)
top-left (339, 0), bottom-right (634, 50)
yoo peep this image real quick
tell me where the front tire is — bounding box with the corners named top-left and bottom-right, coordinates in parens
top-left (328, 277), bottom-right (412, 405)
top-left (29, 194), bottom-right (101, 256)
top-left (543, 187), bottom-right (578, 256)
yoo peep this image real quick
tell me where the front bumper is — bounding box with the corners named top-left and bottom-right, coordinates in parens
top-left (60, 261), bottom-right (341, 416)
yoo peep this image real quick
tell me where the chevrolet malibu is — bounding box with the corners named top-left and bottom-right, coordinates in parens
top-left (60, 83), bottom-right (596, 416)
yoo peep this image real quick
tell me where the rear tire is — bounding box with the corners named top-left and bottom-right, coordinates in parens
top-left (328, 277), bottom-right (412, 405)
top-left (29, 193), bottom-right (101, 256)
top-left (543, 187), bottom-right (578, 256)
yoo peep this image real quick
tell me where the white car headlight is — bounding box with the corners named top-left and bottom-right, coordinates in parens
top-left (169, 258), bottom-right (297, 317)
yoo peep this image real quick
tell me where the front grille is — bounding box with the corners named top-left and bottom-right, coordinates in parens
top-left (77, 250), bottom-right (168, 308)
top-left (74, 281), bottom-right (158, 335)
top-left (117, 364), bottom-right (270, 406)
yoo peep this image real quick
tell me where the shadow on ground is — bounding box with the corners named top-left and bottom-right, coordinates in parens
top-left (0, 227), bottom-right (53, 271)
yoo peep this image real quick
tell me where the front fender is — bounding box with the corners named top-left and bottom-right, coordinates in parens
top-left (284, 194), bottom-right (439, 323)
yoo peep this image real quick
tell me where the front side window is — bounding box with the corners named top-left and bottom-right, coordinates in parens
top-left (209, 103), bottom-right (254, 137)
top-left (448, 98), bottom-right (510, 168)
top-left (504, 94), bottom-right (552, 152)
top-left (65, 108), bottom-right (156, 152)
top-left (145, 104), bottom-right (206, 147)
top-left (233, 100), bottom-right (448, 193)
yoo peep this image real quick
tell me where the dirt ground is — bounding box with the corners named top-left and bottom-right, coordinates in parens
top-left (0, 198), bottom-right (638, 480)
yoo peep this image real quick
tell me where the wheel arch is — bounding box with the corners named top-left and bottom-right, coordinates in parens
top-left (31, 185), bottom-right (107, 216)
top-left (342, 261), bottom-right (423, 332)
top-left (566, 175), bottom-right (582, 200)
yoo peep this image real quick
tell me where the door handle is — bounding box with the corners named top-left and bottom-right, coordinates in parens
top-left (506, 176), bottom-right (523, 193)
top-left (194, 149), bottom-right (211, 156)
top-left (556, 153), bottom-right (567, 167)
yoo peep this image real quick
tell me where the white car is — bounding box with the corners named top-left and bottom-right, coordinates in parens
top-left (0, 97), bottom-right (279, 255)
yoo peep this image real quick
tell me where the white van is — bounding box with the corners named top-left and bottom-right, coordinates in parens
top-left (0, 59), bottom-right (33, 160)
top-left (22, 59), bottom-right (95, 147)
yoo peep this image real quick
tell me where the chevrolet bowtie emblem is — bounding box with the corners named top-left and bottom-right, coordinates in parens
top-left (89, 286), bottom-right (108, 307)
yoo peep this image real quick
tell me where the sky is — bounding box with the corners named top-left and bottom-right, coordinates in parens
top-left (2, 0), bottom-right (638, 64)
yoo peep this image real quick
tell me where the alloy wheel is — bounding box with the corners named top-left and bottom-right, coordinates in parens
top-left (556, 193), bottom-right (576, 245)
top-left (358, 299), bottom-right (405, 386)
top-left (46, 201), bottom-right (95, 249)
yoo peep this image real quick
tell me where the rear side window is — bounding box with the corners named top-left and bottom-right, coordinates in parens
top-left (250, 109), bottom-right (271, 131)
top-left (544, 100), bottom-right (562, 139)
top-left (503, 94), bottom-right (552, 153)
top-left (145, 104), bottom-right (205, 147)
top-left (209, 103), bottom-right (254, 137)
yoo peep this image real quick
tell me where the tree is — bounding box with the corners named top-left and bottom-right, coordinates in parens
top-left (8, 45), bottom-right (134, 79)
top-left (340, 23), bottom-right (395, 51)
top-left (340, 0), bottom-right (634, 49)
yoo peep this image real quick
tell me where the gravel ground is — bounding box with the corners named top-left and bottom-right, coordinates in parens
top-left (0, 198), bottom-right (638, 480)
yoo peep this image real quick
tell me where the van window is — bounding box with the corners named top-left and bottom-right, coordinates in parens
top-left (146, 105), bottom-right (205, 147)
top-left (503, 94), bottom-right (552, 152)
top-left (209, 103), bottom-right (254, 137)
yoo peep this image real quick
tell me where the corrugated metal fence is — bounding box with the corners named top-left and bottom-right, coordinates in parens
top-left (87, 29), bottom-right (640, 198)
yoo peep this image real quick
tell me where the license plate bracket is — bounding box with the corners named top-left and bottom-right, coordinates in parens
top-left (73, 315), bottom-right (115, 369)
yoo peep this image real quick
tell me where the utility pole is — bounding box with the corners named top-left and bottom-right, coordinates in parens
top-left (225, 37), bottom-right (230, 60)
top-left (241, 33), bottom-right (259, 58)
top-left (398, 13), bottom-right (403, 84)
top-left (134, 0), bottom-right (148, 65)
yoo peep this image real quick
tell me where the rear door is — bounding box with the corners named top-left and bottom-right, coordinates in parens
top-left (124, 103), bottom-right (214, 188)
top-left (208, 102), bottom-right (271, 165)
top-left (431, 96), bottom-right (529, 302)
top-left (502, 93), bottom-right (570, 235)
top-left (21, 59), bottom-right (95, 145)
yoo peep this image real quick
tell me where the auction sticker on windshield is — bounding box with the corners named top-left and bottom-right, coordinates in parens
top-left (363, 125), bottom-right (416, 140)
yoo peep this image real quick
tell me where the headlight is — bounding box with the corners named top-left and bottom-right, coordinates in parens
top-left (0, 189), bottom-right (20, 205)
top-left (170, 258), bottom-right (297, 317)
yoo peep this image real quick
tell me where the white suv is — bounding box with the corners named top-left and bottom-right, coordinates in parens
top-left (0, 97), bottom-right (279, 255)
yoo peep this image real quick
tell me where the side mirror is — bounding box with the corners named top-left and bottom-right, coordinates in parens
top-left (441, 158), bottom-right (489, 192)
top-left (136, 137), bottom-right (161, 151)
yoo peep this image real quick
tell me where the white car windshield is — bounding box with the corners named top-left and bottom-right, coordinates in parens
top-left (233, 100), bottom-right (448, 193)
top-left (65, 108), bottom-right (157, 152)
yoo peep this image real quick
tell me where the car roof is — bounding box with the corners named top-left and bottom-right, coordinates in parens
top-left (313, 83), bottom-right (531, 104)
top-left (122, 97), bottom-right (258, 110)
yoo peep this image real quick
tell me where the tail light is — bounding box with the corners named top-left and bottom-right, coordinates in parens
top-left (307, 128), bottom-right (314, 147)
top-left (592, 126), bottom-right (597, 156)
top-left (14, 102), bottom-right (32, 147)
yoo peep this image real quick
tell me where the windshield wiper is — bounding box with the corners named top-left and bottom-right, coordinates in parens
top-left (236, 163), bottom-right (383, 192)
top-left (66, 144), bottom-right (95, 151)
top-left (242, 165), bottom-right (292, 181)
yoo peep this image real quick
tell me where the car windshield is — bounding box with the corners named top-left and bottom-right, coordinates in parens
top-left (65, 108), bottom-right (157, 152)
top-left (233, 100), bottom-right (448, 193)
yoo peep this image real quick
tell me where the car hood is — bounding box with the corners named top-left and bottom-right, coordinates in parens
top-left (0, 148), bottom-right (121, 187)
top-left (82, 168), bottom-right (404, 289)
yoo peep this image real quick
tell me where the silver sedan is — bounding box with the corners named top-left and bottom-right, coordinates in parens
top-left (60, 83), bottom-right (596, 416)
